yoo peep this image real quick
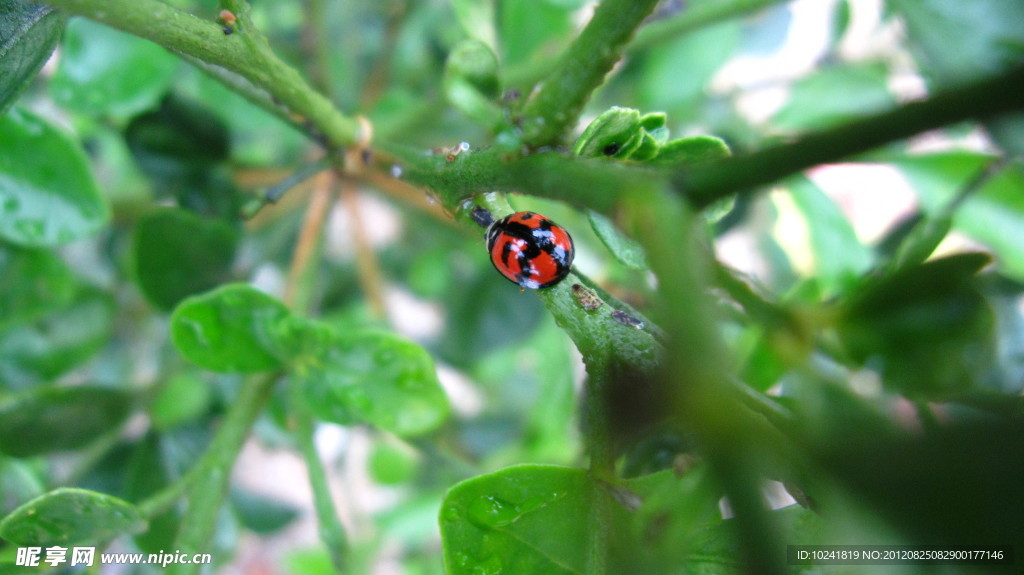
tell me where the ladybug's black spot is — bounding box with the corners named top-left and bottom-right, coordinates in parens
top-left (603, 143), bottom-right (620, 156)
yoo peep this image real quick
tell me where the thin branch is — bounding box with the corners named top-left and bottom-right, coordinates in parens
top-left (43, 0), bottom-right (363, 150)
top-left (503, 0), bottom-right (791, 96)
top-left (341, 184), bottom-right (387, 318)
top-left (284, 170), bottom-right (336, 310)
top-left (381, 65), bottom-right (1024, 218)
top-left (679, 65), bottom-right (1024, 208)
top-left (518, 0), bottom-right (661, 147)
top-left (290, 383), bottom-right (349, 573)
top-left (165, 373), bottom-right (277, 575)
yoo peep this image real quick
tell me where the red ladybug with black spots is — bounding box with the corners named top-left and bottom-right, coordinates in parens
top-left (483, 211), bottom-right (575, 289)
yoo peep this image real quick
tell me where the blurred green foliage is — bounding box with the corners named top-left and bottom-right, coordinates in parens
top-left (1, 0), bottom-right (1024, 574)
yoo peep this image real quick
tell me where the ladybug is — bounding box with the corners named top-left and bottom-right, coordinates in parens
top-left (485, 211), bottom-right (575, 289)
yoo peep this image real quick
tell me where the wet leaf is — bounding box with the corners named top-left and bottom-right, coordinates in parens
top-left (0, 487), bottom-right (145, 546)
top-left (0, 386), bottom-right (132, 457)
top-left (287, 320), bottom-right (449, 437)
top-left (439, 465), bottom-right (595, 575)
top-left (0, 108), bottom-right (109, 247)
top-left (440, 464), bottom-right (743, 574)
top-left (170, 284), bottom-right (290, 373)
top-left (0, 1), bottom-right (66, 116)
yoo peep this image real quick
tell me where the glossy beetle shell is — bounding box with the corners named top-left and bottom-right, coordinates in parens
top-left (486, 211), bottom-right (575, 289)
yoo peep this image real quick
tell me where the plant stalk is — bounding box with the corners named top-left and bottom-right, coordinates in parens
top-left (519, 0), bottom-right (661, 147)
top-left (42, 0), bottom-right (363, 150)
top-left (290, 383), bottom-right (349, 573)
top-left (680, 65), bottom-right (1024, 208)
top-left (165, 373), bottom-right (277, 575)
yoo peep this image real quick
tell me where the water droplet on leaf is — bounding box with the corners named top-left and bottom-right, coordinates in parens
top-left (467, 496), bottom-right (521, 529)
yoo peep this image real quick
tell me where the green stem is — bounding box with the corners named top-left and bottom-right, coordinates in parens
top-left (680, 64), bottom-right (1024, 208)
top-left (290, 382), bottom-right (349, 573)
top-left (43, 0), bottom-right (362, 150)
top-left (382, 65), bottom-right (1024, 220)
top-left (586, 485), bottom-right (611, 575)
top-left (378, 142), bottom-right (657, 215)
top-left (504, 0), bottom-right (788, 92)
top-left (518, 0), bottom-right (661, 147)
top-left (629, 186), bottom-right (786, 574)
top-left (163, 374), bottom-right (277, 575)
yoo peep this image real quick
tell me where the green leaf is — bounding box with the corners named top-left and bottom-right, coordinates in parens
top-left (444, 39), bottom-right (503, 127)
top-left (652, 135), bottom-right (730, 166)
top-left (170, 283), bottom-right (290, 373)
top-left (892, 153), bottom-right (1024, 282)
top-left (573, 106), bottom-right (643, 158)
top-left (636, 18), bottom-right (742, 124)
top-left (0, 457), bottom-right (44, 516)
top-left (785, 176), bottom-right (872, 295)
top-left (0, 1), bottom-right (66, 116)
top-left (773, 63), bottom-right (895, 131)
top-left (438, 265), bottom-right (545, 367)
top-left (0, 386), bottom-right (132, 457)
top-left (0, 107), bottom-right (109, 247)
top-left (124, 96), bottom-right (241, 219)
top-left (50, 18), bottom-right (179, 118)
top-left (986, 112), bottom-right (1024, 157)
top-left (588, 210), bottom-right (648, 270)
top-left (452, 0), bottom-right (497, 51)
top-left (625, 467), bottom-right (746, 572)
top-left (0, 487), bottom-right (145, 546)
top-left (0, 244), bottom-right (75, 331)
top-left (124, 95), bottom-right (230, 179)
top-left (148, 372), bottom-right (213, 430)
top-left (229, 488), bottom-right (300, 535)
top-left (368, 443), bottom-right (419, 486)
top-left (440, 465), bottom-right (594, 574)
top-left (839, 252), bottom-right (995, 398)
top-left (500, 1), bottom-right (576, 68)
top-left (812, 416), bottom-right (1024, 547)
top-left (440, 465), bottom-right (725, 574)
top-left (0, 287), bottom-right (114, 388)
top-left (890, 0), bottom-right (1024, 84)
top-left (134, 208), bottom-right (240, 311)
top-left (290, 321), bottom-right (449, 437)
